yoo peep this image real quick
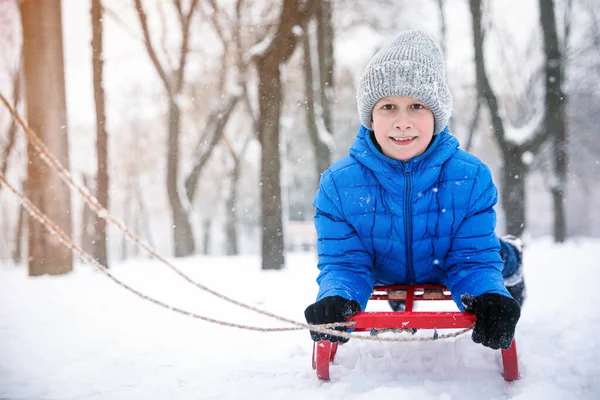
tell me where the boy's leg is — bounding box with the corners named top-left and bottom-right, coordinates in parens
top-left (499, 235), bottom-right (526, 307)
top-left (388, 299), bottom-right (406, 312)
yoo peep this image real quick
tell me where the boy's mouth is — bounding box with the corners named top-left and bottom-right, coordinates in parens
top-left (390, 136), bottom-right (417, 145)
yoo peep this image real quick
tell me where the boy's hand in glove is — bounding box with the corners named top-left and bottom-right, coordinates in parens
top-left (304, 296), bottom-right (361, 343)
top-left (461, 293), bottom-right (521, 350)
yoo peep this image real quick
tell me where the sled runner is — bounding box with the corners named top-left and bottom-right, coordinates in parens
top-left (311, 285), bottom-right (519, 381)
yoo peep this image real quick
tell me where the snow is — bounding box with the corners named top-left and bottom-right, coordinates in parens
top-left (504, 111), bottom-right (545, 146)
top-left (292, 25), bottom-right (303, 37)
top-left (249, 35), bottom-right (273, 58)
top-left (1, 239), bottom-right (600, 399)
top-left (522, 151), bottom-right (534, 166)
top-left (315, 109), bottom-right (336, 152)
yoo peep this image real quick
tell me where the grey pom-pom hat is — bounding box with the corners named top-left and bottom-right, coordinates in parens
top-left (356, 30), bottom-right (452, 135)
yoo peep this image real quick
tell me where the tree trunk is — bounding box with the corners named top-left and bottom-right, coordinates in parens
top-left (91, 0), bottom-right (109, 265)
top-left (120, 191), bottom-right (129, 260)
top-left (21, 0), bottom-right (73, 276)
top-left (81, 199), bottom-right (95, 256)
top-left (166, 99), bottom-right (195, 257)
top-left (13, 203), bottom-right (24, 264)
top-left (302, 29), bottom-right (330, 178)
top-left (539, 0), bottom-right (567, 243)
top-left (501, 149), bottom-right (527, 237)
top-left (225, 161), bottom-right (241, 256)
top-left (81, 175), bottom-right (96, 256)
top-left (257, 60), bottom-right (285, 270)
top-left (254, 0), bottom-right (317, 270)
top-left (132, 173), bottom-right (156, 250)
top-left (316, 0), bottom-right (334, 138)
top-left (202, 218), bottom-right (211, 255)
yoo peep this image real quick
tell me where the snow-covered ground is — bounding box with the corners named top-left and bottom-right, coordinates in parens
top-left (1, 238), bottom-right (599, 399)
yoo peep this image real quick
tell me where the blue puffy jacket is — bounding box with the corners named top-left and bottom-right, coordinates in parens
top-left (314, 125), bottom-right (511, 311)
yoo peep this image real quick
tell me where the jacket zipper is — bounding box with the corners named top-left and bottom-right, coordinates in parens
top-left (404, 164), bottom-right (415, 284)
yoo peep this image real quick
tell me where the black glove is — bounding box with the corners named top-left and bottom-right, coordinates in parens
top-left (304, 296), bottom-right (361, 343)
top-left (461, 293), bottom-right (521, 350)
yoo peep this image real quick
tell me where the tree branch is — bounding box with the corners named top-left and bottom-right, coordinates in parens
top-left (469, 0), bottom-right (508, 152)
top-left (234, 0), bottom-right (258, 134)
top-left (204, 0), bottom-right (230, 92)
top-left (184, 93), bottom-right (242, 202)
top-left (157, 1), bottom-right (175, 73)
top-left (133, 0), bottom-right (172, 97)
top-left (464, 96), bottom-right (480, 152)
top-left (522, 124), bottom-right (551, 154)
top-left (254, 0), bottom-right (318, 65)
top-left (173, 0), bottom-right (199, 93)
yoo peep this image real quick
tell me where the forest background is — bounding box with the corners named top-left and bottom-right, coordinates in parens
top-left (1, 0), bottom-right (599, 274)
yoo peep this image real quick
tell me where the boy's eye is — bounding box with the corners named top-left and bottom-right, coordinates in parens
top-left (412, 103), bottom-right (426, 110)
top-left (382, 104), bottom-right (395, 110)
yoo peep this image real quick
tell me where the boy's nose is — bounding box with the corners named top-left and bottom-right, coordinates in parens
top-left (393, 112), bottom-right (412, 130)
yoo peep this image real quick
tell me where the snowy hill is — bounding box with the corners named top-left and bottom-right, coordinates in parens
top-left (1, 238), bottom-right (599, 399)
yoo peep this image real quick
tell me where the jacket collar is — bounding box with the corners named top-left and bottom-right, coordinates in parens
top-left (349, 125), bottom-right (460, 195)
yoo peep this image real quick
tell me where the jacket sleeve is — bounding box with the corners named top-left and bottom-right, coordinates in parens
top-left (443, 164), bottom-right (512, 310)
top-left (313, 171), bottom-right (375, 311)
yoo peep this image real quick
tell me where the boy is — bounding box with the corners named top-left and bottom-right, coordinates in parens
top-left (304, 30), bottom-right (524, 350)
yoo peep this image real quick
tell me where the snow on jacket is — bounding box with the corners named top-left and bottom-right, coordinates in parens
top-left (313, 125), bottom-right (511, 311)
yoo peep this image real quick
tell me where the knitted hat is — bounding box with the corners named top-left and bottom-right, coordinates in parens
top-left (356, 30), bottom-right (452, 135)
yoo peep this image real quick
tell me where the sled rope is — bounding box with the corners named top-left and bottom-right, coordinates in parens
top-left (0, 174), bottom-right (473, 342)
top-left (0, 173), bottom-right (332, 333)
top-left (0, 92), bottom-right (315, 328)
top-left (0, 93), bottom-right (474, 342)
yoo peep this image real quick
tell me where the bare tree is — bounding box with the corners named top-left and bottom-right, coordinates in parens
top-left (12, 203), bottom-right (24, 264)
top-left (119, 115), bottom-right (157, 256)
top-left (316, 0), bottom-right (334, 127)
top-left (469, 0), bottom-right (552, 237)
top-left (183, 0), bottom-right (252, 205)
top-left (133, 0), bottom-right (199, 257)
top-left (302, 26), bottom-right (326, 177)
top-left (222, 133), bottom-right (252, 255)
top-left (253, 0), bottom-right (318, 270)
top-left (91, 0), bottom-right (109, 265)
top-left (296, 0), bottom-right (336, 183)
top-left (80, 174), bottom-right (96, 256)
top-left (199, 0), bottom-right (270, 256)
top-left (20, 0), bottom-right (73, 275)
top-left (0, 13), bottom-right (25, 262)
top-left (0, 1), bottom-right (22, 195)
top-left (184, 89), bottom-right (241, 203)
top-left (315, 0), bottom-right (335, 166)
top-left (302, 16), bottom-right (334, 180)
top-left (433, 0), bottom-right (478, 151)
top-left (539, 0), bottom-right (568, 242)
top-left (0, 66), bottom-right (20, 191)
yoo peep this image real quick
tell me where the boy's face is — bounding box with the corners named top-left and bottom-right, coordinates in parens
top-left (371, 95), bottom-right (434, 162)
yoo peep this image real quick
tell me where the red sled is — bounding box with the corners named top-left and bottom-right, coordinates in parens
top-left (311, 285), bottom-right (519, 381)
